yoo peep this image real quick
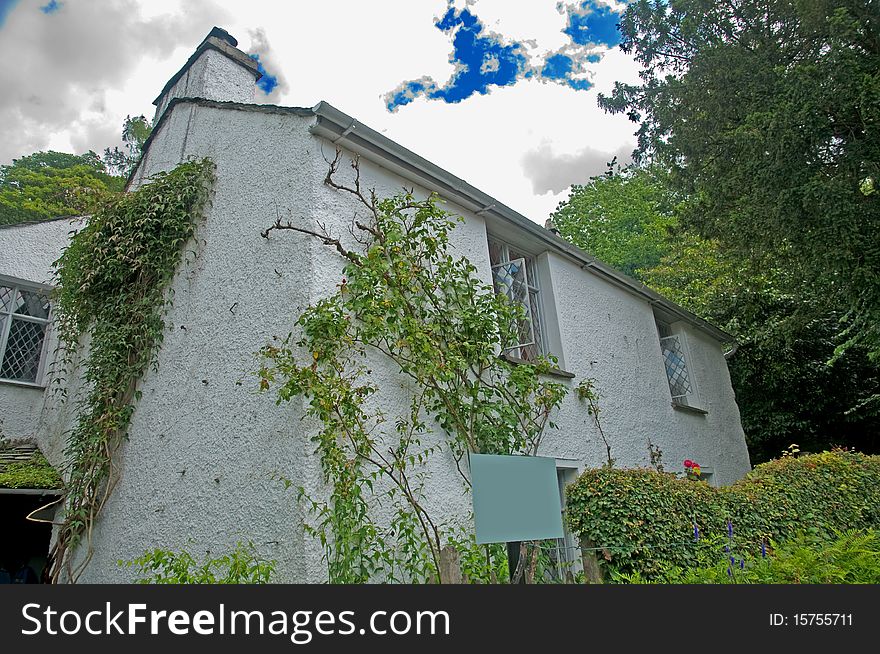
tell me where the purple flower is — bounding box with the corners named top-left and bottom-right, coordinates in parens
top-left (727, 566), bottom-right (733, 577)
top-left (740, 559), bottom-right (745, 569)
top-left (727, 520), bottom-right (733, 538)
top-left (761, 541), bottom-right (767, 558)
top-left (693, 523), bottom-right (700, 542)
top-left (724, 544), bottom-right (730, 553)
top-left (730, 556), bottom-right (736, 566)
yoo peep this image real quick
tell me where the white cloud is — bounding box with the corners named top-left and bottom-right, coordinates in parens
top-left (0, 0), bottom-right (643, 225)
top-left (246, 27), bottom-right (290, 104)
top-left (0, 0), bottom-right (229, 162)
top-left (523, 141), bottom-right (633, 194)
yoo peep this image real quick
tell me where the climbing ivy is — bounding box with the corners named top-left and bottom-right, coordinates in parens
top-left (259, 152), bottom-right (568, 583)
top-left (50, 159), bottom-right (215, 583)
top-left (577, 377), bottom-right (614, 467)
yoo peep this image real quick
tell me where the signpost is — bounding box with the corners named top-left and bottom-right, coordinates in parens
top-left (469, 454), bottom-right (564, 582)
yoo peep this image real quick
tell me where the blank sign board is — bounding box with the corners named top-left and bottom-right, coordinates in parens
top-left (470, 453), bottom-right (564, 544)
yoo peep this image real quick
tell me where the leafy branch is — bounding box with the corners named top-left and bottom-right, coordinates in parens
top-left (49, 159), bottom-right (215, 583)
top-left (259, 150), bottom-right (568, 582)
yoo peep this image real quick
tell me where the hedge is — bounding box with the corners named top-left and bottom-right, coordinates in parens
top-left (565, 450), bottom-right (880, 580)
top-left (618, 529), bottom-right (880, 584)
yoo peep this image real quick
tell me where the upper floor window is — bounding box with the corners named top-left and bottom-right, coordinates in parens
top-left (487, 236), bottom-right (546, 362)
top-left (657, 321), bottom-right (691, 404)
top-left (0, 279), bottom-right (51, 385)
top-left (656, 319), bottom-right (705, 412)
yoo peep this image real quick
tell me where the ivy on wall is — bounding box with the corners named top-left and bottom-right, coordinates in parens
top-left (259, 151), bottom-right (569, 583)
top-left (49, 159), bottom-right (215, 583)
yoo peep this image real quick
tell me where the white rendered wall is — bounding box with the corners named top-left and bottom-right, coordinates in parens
top-left (0, 218), bottom-right (82, 447)
top-left (30, 102), bottom-right (751, 583)
top-left (153, 48), bottom-right (257, 123)
top-left (0, 218), bottom-right (80, 285)
top-left (43, 105), bottom-right (321, 582)
top-left (539, 253), bottom-right (750, 485)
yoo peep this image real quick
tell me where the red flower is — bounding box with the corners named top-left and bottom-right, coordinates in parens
top-left (684, 459), bottom-right (694, 468)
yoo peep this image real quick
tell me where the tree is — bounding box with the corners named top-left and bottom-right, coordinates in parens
top-left (551, 164), bottom-right (677, 279)
top-left (600, 0), bottom-right (880, 359)
top-left (553, 166), bottom-right (880, 463)
top-left (102, 115), bottom-right (152, 178)
top-left (0, 151), bottom-right (123, 226)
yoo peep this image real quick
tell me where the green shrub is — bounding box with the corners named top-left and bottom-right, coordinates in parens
top-left (121, 541), bottom-right (275, 584)
top-left (566, 450), bottom-right (880, 580)
top-left (0, 450), bottom-right (63, 490)
top-left (615, 530), bottom-right (880, 584)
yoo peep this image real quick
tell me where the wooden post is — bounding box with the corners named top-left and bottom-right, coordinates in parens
top-left (507, 541), bottom-right (527, 584)
top-left (580, 537), bottom-right (604, 584)
top-left (438, 544), bottom-right (463, 584)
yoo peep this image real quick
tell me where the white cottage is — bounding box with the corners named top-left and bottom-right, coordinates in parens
top-left (0, 28), bottom-right (751, 582)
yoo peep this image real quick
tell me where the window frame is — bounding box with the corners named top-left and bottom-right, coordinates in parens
top-left (0, 274), bottom-right (52, 388)
top-left (550, 461), bottom-right (583, 581)
top-left (486, 236), bottom-right (548, 362)
top-left (655, 318), bottom-right (705, 413)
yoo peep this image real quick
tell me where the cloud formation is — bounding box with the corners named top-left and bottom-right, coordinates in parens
top-left (247, 27), bottom-right (290, 103)
top-left (0, 0), bottom-right (229, 163)
top-left (522, 141), bottom-right (633, 194)
top-left (384, 1), bottom-right (624, 111)
top-left (560, 0), bottom-right (622, 47)
top-left (39, 0), bottom-right (60, 14)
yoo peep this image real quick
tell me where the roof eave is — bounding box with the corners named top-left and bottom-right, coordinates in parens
top-left (309, 101), bottom-right (734, 344)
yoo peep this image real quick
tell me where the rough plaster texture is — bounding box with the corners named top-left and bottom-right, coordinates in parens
top-left (46, 106), bottom-right (322, 582)
top-left (0, 218), bottom-right (82, 447)
top-left (540, 253), bottom-right (751, 485)
top-left (5, 47), bottom-right (751, 582)
top-left (0, 218), bottom-right (81, 285)
top-left (153, 48), bottom-right (257, 124)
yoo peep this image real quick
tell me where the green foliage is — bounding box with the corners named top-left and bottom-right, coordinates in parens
top-left (0, 151), bottom-right (123, 226)
top-left (566, 450), bottom-right (880, 580)
top-left (103, 115), bottom-right (152, 178)
top-left (554, 162), bottom-right (880, 463)
top-left (616, 530), bottom-right (880, 584)
top-left (122, 541), bottom-right (275, 584)
top-left (50, 159), bottom-right (215, 582)
top-left (259, 153), bottom-right (568, 583)
top-left (552, 166), bottom-right (677, 279)
top-left (729, 314), bottom-right (880, 462)
top-left (601, 0), bottom-right (880, 360)
top-left (0, 449), bottom-right (62, 490)
top-left (445, 530), bottom-right (511, 584)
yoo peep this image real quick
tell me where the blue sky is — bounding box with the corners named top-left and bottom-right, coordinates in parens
top-left (0, 0), bottom-right (639, 224)
top-left (0, 0), bottom-right (21, 26)
top-left (385, 2), bottom-right (623, 111)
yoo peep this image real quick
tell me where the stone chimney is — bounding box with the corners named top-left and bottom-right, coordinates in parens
top-left (152, 27), bottom-right (262, 123)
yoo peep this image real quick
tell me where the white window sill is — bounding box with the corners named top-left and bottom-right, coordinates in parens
top-left (0, 378), bottom-right (46, 390)
top-left (672, 401), bottom-right (708, 416)
top-left (501, 352), bottom-right (576, 379)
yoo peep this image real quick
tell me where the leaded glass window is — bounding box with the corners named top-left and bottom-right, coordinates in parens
top-left (657, 321), bottom-right (693, 405)
top-left (487, 237), bottom-right (545, 361)
top-left (0, 280), bottom-right (50, 384)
